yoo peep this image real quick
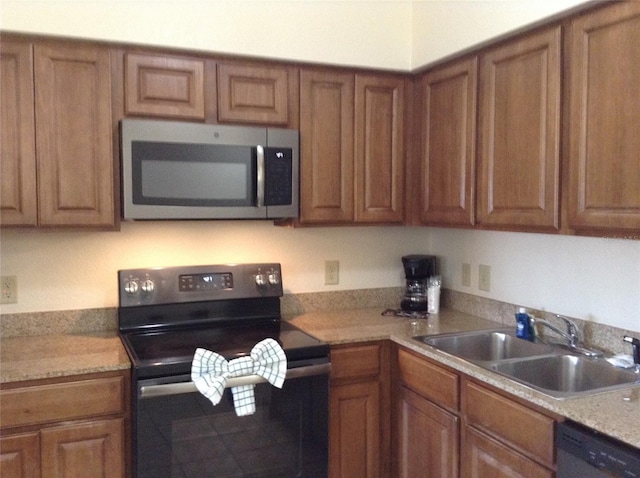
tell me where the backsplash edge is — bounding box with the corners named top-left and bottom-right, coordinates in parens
top-left (0, 288), bottom-right (636, 355)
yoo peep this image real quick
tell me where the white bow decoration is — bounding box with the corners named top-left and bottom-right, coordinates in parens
top-left (191, 338), bottom-right (287, 416)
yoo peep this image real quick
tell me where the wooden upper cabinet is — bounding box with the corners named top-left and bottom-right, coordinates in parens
top-left (125, 53), bottom-right (206, 120)
top-left (35, 42), bottom-right (115, 227)
top-left (477, 26), bottom-right (561, 230)
top-left (419, 57), bottom-right (477, 226)
top-left (217, 62), bottom-right (296, 126)
top-left (354, 74), bottom-right (405, 223)
top-left (567, 1), bottom-right (640, 233)
top-left (0, 40), bottom-right (37, 227)
top-left (299, 69), bottom-right (354, 223)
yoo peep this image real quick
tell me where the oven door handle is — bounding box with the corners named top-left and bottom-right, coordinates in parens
top-left (139, 362), bottom-right (331, 399)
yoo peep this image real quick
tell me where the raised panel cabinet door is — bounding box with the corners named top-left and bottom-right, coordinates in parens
top-left (477, 26), bottom-right (561, 230)
top-left (299, 69), bottom-right (354, 223)
top-left (40, 418), bottom-right (124, 478)
top-left (420, 57), bottom-right (477, 226)
top-left (397, 387), bottom-right (459, 478)
top-left (354, 74), bottom-right (405, 223)
top-left (125, 53), bottom-right (206, 120)
top-left (218, 63), bottom-right (293, 125)
top-left (0, 39), bottom-right (37, 226)
top-left (329, 380), bottom-right (381, 478)
top-left (0, 432), bottom-right (41, 478)
top-left (461, 426), bottom-right (553, 478)
top-left (567, 1), bottom-right (640, 233)
top-left (34, 42), bottom-right (115, 227)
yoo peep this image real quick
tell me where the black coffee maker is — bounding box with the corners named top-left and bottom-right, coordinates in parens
top-left (401, 255), bottom-right (437, 312)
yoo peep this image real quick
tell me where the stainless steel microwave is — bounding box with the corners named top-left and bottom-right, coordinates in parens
top-left (120, 119), bottom-right (299, 220)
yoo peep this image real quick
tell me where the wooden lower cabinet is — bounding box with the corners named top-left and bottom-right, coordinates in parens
top-left (397, 386), bottom-right (458, 478)
top-left (329, 341), bottom-right (390, 478)
top-left (0, 371), bottom-right (128, 478)
top-left (394, 345), bottom-right (557, 478)
top-left (0, 432), bottom-right (40, 478)
top-left (461, 426), bottom-right (553, 478)
top-left (1, 419), bottom-right (124, 478)
top-left (40, 418), bottom-right (124, 478)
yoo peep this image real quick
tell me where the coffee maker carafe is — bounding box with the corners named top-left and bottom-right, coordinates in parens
top-left (401, 255), bottom-right (436, 312)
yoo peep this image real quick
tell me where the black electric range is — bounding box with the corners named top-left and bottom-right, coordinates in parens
top-left (118, 263), bottom-right (329, 379)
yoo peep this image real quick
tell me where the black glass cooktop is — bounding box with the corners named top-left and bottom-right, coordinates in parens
top-left (121, 320), bottom-right (329, 378)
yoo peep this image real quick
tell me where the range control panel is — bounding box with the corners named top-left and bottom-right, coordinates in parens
top-left (118, 263), bottom-right (282, 307)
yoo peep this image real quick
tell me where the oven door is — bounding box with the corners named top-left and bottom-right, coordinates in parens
top-left (133, 363), bottom-right (329, 478)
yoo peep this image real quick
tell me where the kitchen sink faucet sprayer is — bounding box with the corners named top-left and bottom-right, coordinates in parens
top-left (623, 335), bottom-right (640, 366)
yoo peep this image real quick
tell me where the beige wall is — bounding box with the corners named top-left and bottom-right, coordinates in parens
top-left (0, 0), bottom-right (413, 70)
top-left (1, 0), bottom-right (638, 334)
top-left (411, 0), bottom-right (590, 67)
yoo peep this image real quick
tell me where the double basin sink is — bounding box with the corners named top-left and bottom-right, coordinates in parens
top-left (413, 329), bottom-right (639, 399)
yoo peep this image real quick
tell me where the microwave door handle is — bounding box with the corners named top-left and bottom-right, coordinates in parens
top-left (256, 145), bottom-right (265, 208)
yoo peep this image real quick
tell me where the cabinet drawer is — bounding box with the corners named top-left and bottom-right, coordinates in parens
top-left (463, 380), bottom-right (555, 467)
top-left (397, 348), bottom-right (459, 411)
top-left (331, 343), bottom-right (381, 380)
top-left (0, 376), bottom-right (125, 429)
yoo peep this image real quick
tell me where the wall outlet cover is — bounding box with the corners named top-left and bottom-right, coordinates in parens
top-left (324, 260), bottom-right (339, 285)
top-left (479, 264), bottom-right (491, 292)
top-left (1, 275), bottom-right (18, 304)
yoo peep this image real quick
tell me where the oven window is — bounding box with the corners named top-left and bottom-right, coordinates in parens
top-left (135, 374), bottom-right (328, 478)
top-left (131, 141), bottom-right (257, 207)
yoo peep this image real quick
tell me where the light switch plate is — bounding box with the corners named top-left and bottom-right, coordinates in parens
top-left (462, 263), bottom-right (471, 287)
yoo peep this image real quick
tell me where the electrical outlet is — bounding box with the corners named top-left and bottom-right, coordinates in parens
top-left (324, 260), bottom-right (339, 285)
top-left (1, 275), bottom-right (18, 304)
top-left (462, 263), bottom-right (471, 287)
top-left (478, 265), bottom-right (491, 292)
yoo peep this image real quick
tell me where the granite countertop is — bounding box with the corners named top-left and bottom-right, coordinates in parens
top-left (1, 306), bottom-right (637, 449)
top-left (0, 331), bottom-right (130, 384)
top-left (288, 307), bottom-right (640, 449)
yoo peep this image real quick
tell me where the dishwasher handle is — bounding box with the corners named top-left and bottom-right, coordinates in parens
top-left (139, 362), bottom-right (330, 399)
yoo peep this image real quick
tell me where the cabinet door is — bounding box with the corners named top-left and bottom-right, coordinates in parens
top-left (218, 62), bottom-right (295, 126)
top-left (0, 432), bottom-right (40, 478)
top-left (477, 26), bottom-right (561, 230)
top-left (299, 69), bottom-right (354, 223)
top-left (397, 386), bottom-right (458, 478)
top-left (34, 42), bottom-right (116, 228)
top-left (330, 380), bottom-right (381, 478)
top-left (125, 53), bottom-right (206, 120)
top-left (461, 426), bottom-right (553, 478)
top-left (354, 74), bottom-right (405, 223)
top-left (0, 39), bottom-right (37, 227)
top-left (567, 2), bottom-right (640, 233)
top-left (41, 418), bottom-right (124, 478)
top-left (420, 57), bottom-right (477, 226)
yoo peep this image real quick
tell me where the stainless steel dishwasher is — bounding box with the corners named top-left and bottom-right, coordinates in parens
top-left (557, 421), bottom-right (640, 478)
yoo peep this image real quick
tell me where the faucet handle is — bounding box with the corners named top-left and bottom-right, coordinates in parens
top-left (556, 315), bottom-right (580, 345)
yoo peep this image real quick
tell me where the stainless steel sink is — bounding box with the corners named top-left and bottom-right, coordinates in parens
top-left (413, 329), bottom-right (640, 399)
top-left (490, 354), bottom-right (639, 399)
top-left (414, 329), bottom-right (554, 363)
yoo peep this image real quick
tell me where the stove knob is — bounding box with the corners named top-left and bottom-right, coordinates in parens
top-left (268, 271), bottom-right (280, 286)
top-left (255, 273), bottom-right (267, 287)
top-left (141, 279), bottom-right (155, 294)
top-left (124, 280), bottom-right (139, 295)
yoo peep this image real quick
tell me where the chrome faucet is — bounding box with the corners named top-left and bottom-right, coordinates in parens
top-left (532, 314), bottom-right (602, 358)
